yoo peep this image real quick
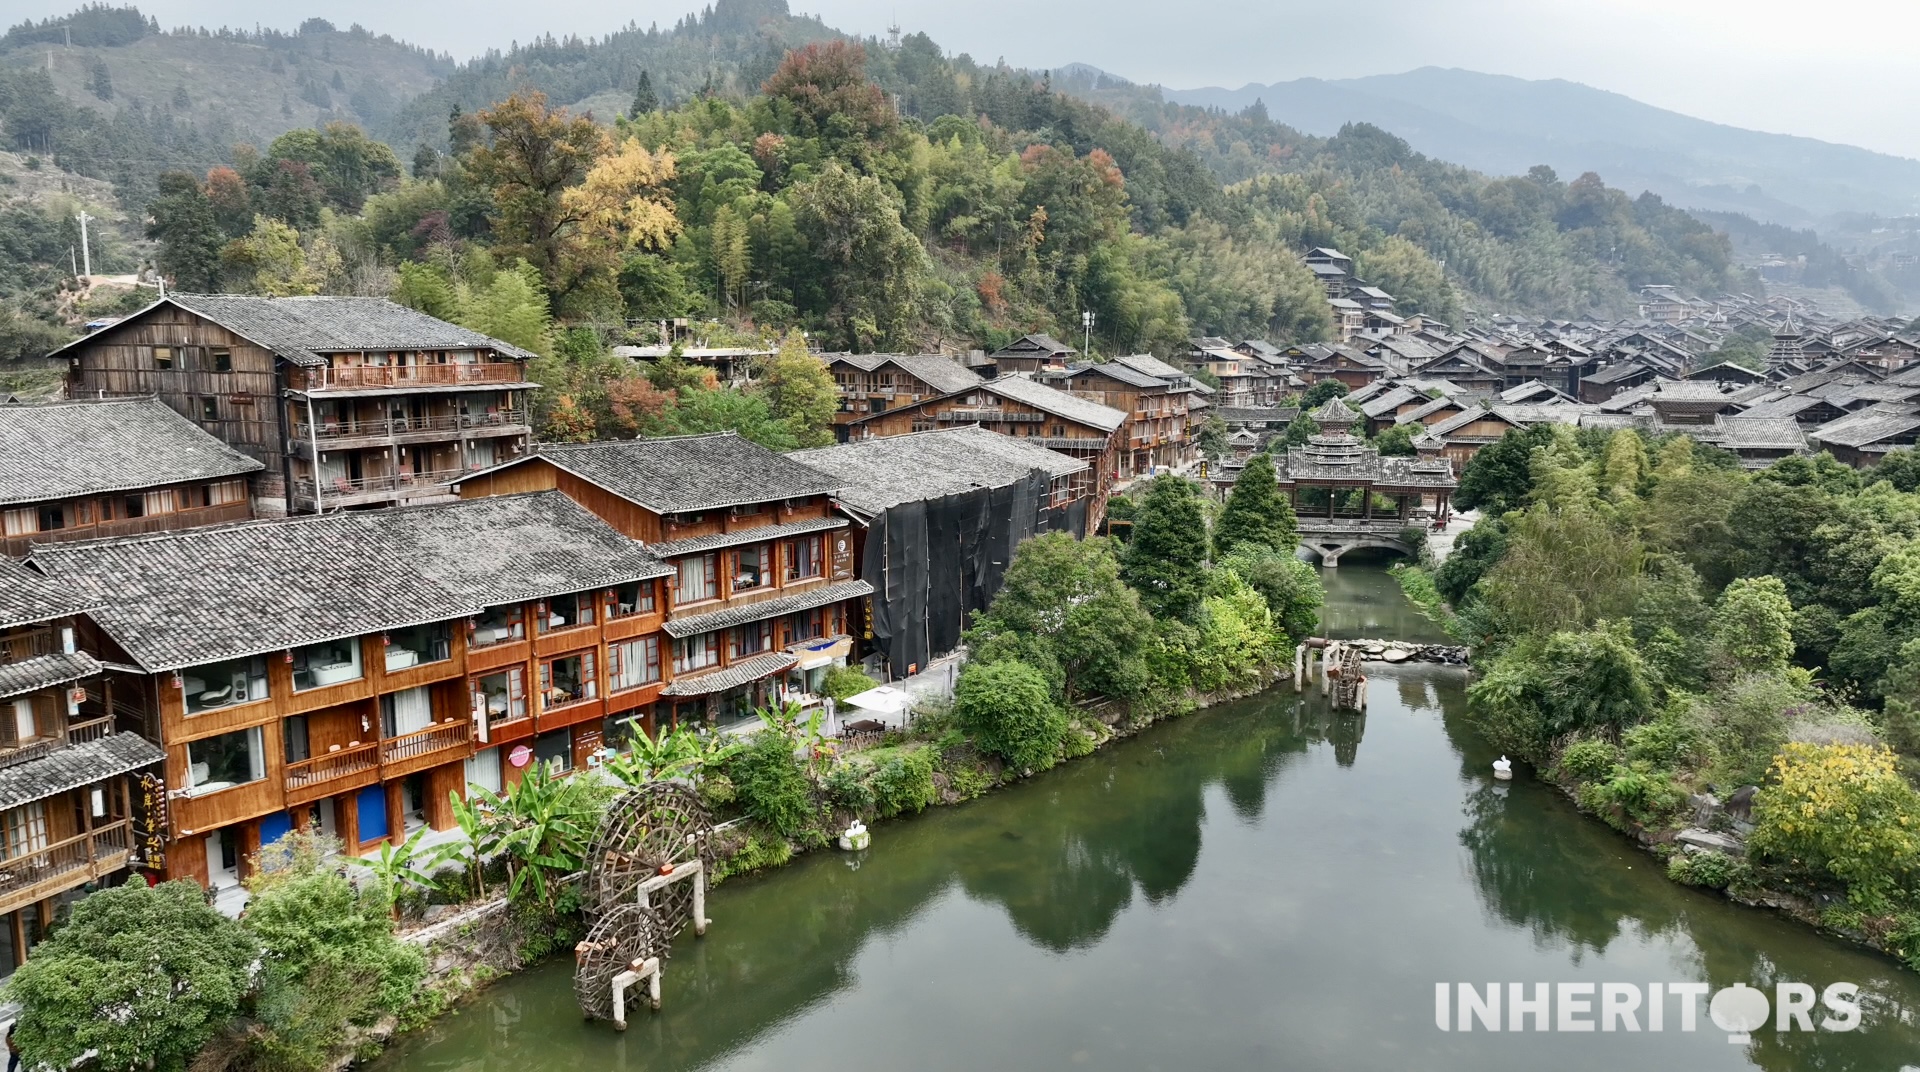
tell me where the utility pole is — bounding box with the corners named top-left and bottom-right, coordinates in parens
top-left (75, 210), bottom-right (93, 279)
top-left (1081, 310), bottom-right (1096, 357)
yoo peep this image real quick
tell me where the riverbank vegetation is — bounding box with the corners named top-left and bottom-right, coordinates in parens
top-left (1400, 426), bottom-right (1920, 968)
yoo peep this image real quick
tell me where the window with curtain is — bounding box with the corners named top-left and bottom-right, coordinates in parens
top-left (610, 637), bottom-right (661, 691)
top-left (672, 633), bottom-right (719, 674)
top-left (675, 554), bottom-right (717, 604)
top-left (4, 802), bottom-right (47, 859)
top-left (381, 686), bottom-right (434, 738)
top-left (187, 727), bottom-right (265, 791)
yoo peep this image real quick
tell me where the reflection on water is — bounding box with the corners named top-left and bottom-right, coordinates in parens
top-left (377, 566), bottom-right (1920, 1072)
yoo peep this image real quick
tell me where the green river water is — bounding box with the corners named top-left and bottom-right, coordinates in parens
top-left (375, 562), bottom-right (1920, 1071)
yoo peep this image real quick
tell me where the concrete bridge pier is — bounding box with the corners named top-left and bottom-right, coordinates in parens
top-left (1304, 535), bottom-right (1416, 568)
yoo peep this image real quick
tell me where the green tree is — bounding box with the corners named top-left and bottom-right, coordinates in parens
top-left (967, 533), bottom-right (1155, 704)
top-left (1300, 380), bottom-right (1349, 408)
top-left (244, 867), bottom-right (426, 1071)
top-left (1121, 475), bottom-right (1210, 621)
top-left (1479, 503), bottom-right (1643, 639)
top-left (1708, 575), bottom-right (1795, 680)
top-left (1196, 415), bottom-right (1229, 461)
top-left (668, 387), bottom-right (801, 451)
top-left (1871, 447), bottom-right (1920, 493)
top-left (630, 70), bottom-right (659, 116)
top-left (1212, 456), bottom-right (1297, 557)
top-left (392, 260), bottom-right (457, 321)
top-left (1372, 423), bottom-right (1415, 456)
top-left (758, 329), bottom-right (837, 447)
top-left (1217, 544), bottom-right (1324, 645)
top-left (1454, 424), bottom-right (1556, 515)
top-left (1467, 623), bottom-right (1656, 763)
top-left (726, 723), bottom-right (816, 837)
top-left (147, 171), bottom-right (222, 291)
top-left (456, 259), bottom-right (552, 356)
top-left (8, 879), bottom-right (259, 1072)
top-left (466, 90), bottom-right (608, 306)
top-left (788, 161), bottom-right (929, 350)
top-left (954, 659), bottom-right (1068, 773)
top-left (1281, 410), bottom-right (1319, 447)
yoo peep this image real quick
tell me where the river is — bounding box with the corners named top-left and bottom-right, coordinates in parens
top-left (375, 562), bottom-right (1920, 1072)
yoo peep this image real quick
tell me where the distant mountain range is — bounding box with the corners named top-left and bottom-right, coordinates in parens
top-left (1159, 67), bottom-right (1920, 227)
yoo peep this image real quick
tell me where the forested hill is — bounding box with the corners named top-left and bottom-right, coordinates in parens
top-left (3, 0), bottom-right (1766, 361)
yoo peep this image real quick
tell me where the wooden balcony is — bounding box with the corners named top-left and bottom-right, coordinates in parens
top-left (285, 741), bottom-right (379, 807)
top-left (3, 503), bottom-right (254, 557)
top-left (290, 468), bottom-right (465, 509)
top-left (379, 721), bottom-right (471, 779)
top-left (295, 363), bottom-right (527, 391)
top-left (288, 411), bottom-right (531, 453)
top-left (0, 627), bottom-right (62, 665)
top-left (0, 820), bottom-right (131, 917)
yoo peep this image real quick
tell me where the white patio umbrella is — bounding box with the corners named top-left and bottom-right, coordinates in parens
top-left (844, 685), bottom-right (915, 728)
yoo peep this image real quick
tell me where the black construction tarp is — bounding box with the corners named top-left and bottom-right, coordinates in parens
top-left (861, 470), bottom-right (1083, 676)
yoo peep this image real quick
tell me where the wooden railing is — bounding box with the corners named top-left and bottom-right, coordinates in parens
top-left (0, 820), bottom-right (131, 912)
top-left (285, 741), bottom-right (379, 799)
top-left (290, 411), bottom-right (529, 442)
top-left (292, 468), bottom-right (465, 502)
top-left (0, 627), bottom-right (62, 665)
top-left (299, 363), bottom-right (526, 390)
top-left (381, 721), bottom-right (469, 767)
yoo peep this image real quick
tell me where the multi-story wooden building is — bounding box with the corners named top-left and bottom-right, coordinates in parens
top-left (30, 492), bottom-right (672, 892)
top-left (826, 353), bottom-right (983, 428)
top-left (0, 398), bottom-right (260, 557)
top-left (1042, 362), bottom-right (1198, 477)
top-left (0, 558), bottom-right (164, 973)
top-left (793, 427), bottom-right (1092, 676)
top-left (986, 334), bottom-right (1077, 375)
top-left (54, 295), bottom-right (537, 515)
top-left (838, 374), bottom-right (1127, 522)
top-left (455, 434), bottom-right (873, 729)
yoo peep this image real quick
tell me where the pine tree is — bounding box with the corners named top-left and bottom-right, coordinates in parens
top-left (86, 57), bottom-right (112, 101)
top-left (631, 70), bottom-right (659, 115)
top-left (1121, 475), bottom-right (1209, 622)
top-left (1212, 457), bottom-right (1298, 557)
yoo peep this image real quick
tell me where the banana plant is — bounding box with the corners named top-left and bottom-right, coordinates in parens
top-left (364, 826), bottom-right (435, 918)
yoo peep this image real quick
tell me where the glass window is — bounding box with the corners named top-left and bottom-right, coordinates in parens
top-left (733, 545), bottom-right (772, 591)
top-left (186, 727), bottom-right (265, 792)
top-left (610, 580), bottom-right (655, 618)
top-left (211, 347), bottom-right (233, 372)
top-left (672, 632), bottom-right (719, 675)
top-left (539, 652), bottom-right (597, 709)
top-left (3, 802), bottom-right (48, 860)
top-left (152, 345), bottom-right (173, 369)
top-left (1, 508), bottom-right (33, 536)
top-left (731, 620), bottom-right (772, 659)
top-left (199, 397), bottom-right (219, 423)
top-left (181, 656), bottom-right (269, 714)
top-left (789, 608), bottom-right (827, 644)
top-left (538, 591), bottom-right (595, 633)
top-left (473, 668), bottom-right (527, 725)
top-left (675, 554), bottom-right (717, 605)
top-left (610, 637), bottom-right (661, 691)
top-left (385, 622), bottom-right (451, 671)
top-left (466, 747), bottom-right (503, 793)
top-left (380, 686), bottom-right (434, 738)
top-left (36, 504), bottom-right (66, 532)
top-left (788, 535), bottom-right (823, 580)
top-left (471, 605), bottom-right (525, 647)
top-left (292, 638), bottom-right (363, 691)
top-left (533, 729), bottom-right (572, 774)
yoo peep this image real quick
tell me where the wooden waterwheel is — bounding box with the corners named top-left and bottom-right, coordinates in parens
top-left (583, 782), bottom-right (714, 934)
top-left (573, 903), bottom-right (667, 1021)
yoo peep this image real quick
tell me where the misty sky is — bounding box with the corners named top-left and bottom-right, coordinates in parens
top-left (100, 0), bottom-right (1920, 160)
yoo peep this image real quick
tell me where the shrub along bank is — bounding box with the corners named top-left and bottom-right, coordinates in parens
top-left (1394, 427), bottom-right (1920, 970)
top-left (2, 468), bottom-right (1324, 1072)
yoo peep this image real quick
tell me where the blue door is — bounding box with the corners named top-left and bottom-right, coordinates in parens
top-left (257, 811), bottom-right (293, 846)
top-left (357, 784), bottom-right (388, 843)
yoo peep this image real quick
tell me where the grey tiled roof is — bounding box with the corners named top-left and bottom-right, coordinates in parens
top-left (54, 295), bottom-right (537, 367)
top-left (793, 427), bottom-right (1086, 516)
top-left (660, 651), bottom-right (797, 697)
top-left (0, 732), bottom-right (164, 812)
top-left (1810, 405), bottom-right (1920, 449)
top-left (1061, 362), bottom-right (1168, 390)
top-left (0, 651), bottom-right (101, 700)
top-left (977, 376), bottom-right (1127, 433)
top-left (663, 579), bottom-right (874, 639)
top-left (0, 558), bottom-right (90, 631)
top-left (31, 491), bottom-right (670, 671)
top-left (828, 354), bottom-right (984, 394)
top-left (649, 515), bottom-right (850, 558)
top-left (1112, 354), bottom-right (1188, 380)
top-left (510, 434), bottom-right (845, 514)
top-left (0, 398), bottom-right (262, 506)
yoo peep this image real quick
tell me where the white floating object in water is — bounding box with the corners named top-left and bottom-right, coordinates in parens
top-left (838, 820), bottom-right (871, 851)
top-left (1492, 756), bottom-right (1513, 781)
